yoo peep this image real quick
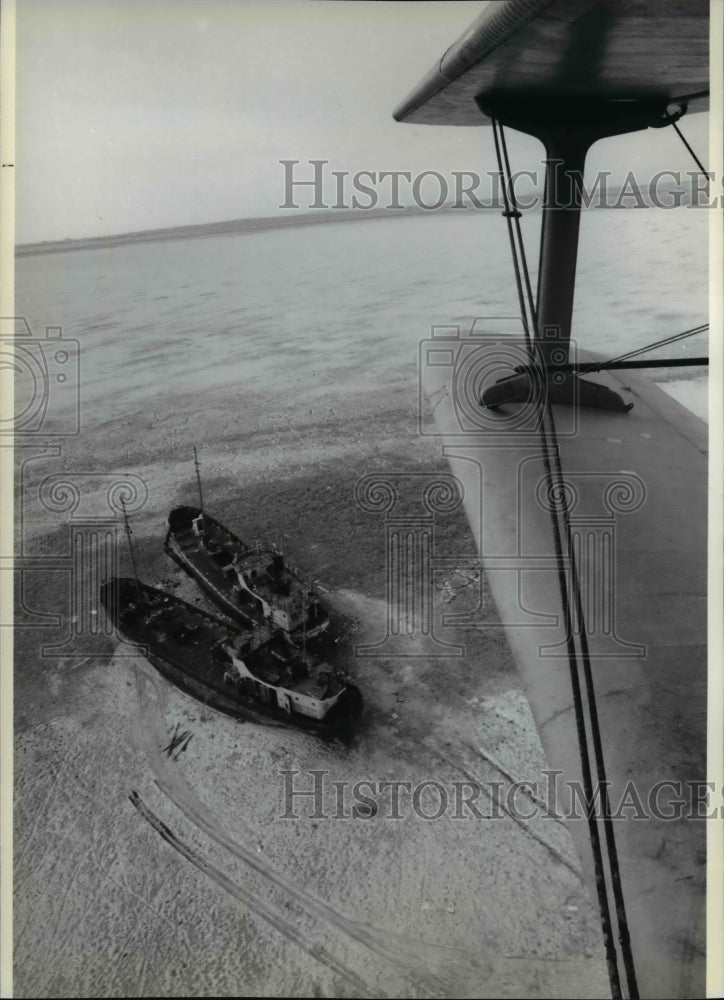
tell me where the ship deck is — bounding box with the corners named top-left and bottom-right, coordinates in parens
top-left (171, 523), bottom-right (315, 618)
top-left (224, 633), bottom-right (342, 699)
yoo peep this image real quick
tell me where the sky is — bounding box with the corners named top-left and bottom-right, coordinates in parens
top-left (15, 0), bottom-right (711, 243)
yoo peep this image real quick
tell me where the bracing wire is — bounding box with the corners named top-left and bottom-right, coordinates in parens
top-left (669, 117), bottom-right (708, 177)
top-left (574, 323), bottom-right (708, 377)
top-left (511, 323), bottom-right (709, 376)
top-left (492, 117), bottom-right (623, 997)
top-left (492, 119), bottom-right (641, 999)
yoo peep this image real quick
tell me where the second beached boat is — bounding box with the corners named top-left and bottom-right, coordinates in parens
top-left (164, 505), bottom-right (330, 639)
top-left (164, 449), bottom-right (330, 639)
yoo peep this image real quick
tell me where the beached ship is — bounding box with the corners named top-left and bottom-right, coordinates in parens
top-left (164, 450), bottom-right (329, 639)
top-left (164, 504), bottom-right (330, 639)
top-left (100, 577), bottom-right (360, 732)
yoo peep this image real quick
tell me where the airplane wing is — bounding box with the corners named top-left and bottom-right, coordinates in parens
top-left (394, 2), bottom-right (710, 997)
top-left (393, 0), bottom-right (709, 126)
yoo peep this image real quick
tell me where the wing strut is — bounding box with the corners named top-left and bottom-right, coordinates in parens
top-left (477, 97), bottom-right (686, 412)
top-left (488, 116), bottom-right (641, 1000)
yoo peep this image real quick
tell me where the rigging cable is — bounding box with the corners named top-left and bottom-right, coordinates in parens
top-left (490, 119), bottom-right (534, 357)
top-left (492, 119), bottom-right (641, 999)
top-left (575, 323), bottom-right (708, 377)
top-left (512, 323), bottom-right (709, 376)
top-left (492, 116), bottom-right (623, 996)
top-left (498, 120), bottom-right (640, 998)
top-left (668, 115), bottom-right (708, 177)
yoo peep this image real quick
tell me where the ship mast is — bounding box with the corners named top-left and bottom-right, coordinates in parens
top-left (120, 496), bottom-right (141, 601)
top-left (193, 445), bottom-right (205, 522)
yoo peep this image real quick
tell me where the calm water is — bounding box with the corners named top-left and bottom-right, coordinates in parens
top-left (15, 206), bottom-right (708, 425)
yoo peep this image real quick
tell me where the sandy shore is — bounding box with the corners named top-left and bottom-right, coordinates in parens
top-left (13, 355), bottom-right (614, 1000)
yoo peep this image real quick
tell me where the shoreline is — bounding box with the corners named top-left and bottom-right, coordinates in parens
top-left (15, 182), bottom-right (693, 259)
top-left (14, 204), bottom-right (491, 259)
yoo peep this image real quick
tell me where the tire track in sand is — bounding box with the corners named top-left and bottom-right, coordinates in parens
top-left (130, 664), bottom-right (453, 998)
top-left (129, 791), bottom-right (381, 998)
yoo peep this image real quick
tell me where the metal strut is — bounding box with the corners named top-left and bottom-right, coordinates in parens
top-left (478, 100), bottom-right (657, 999)
top-left (477, 96), bottom-right (679, 412)
top-left (514, 357), bottom-right (708, 373)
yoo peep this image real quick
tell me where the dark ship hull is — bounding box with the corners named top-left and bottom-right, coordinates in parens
top-left (101, 579), bottom-right (361, 735)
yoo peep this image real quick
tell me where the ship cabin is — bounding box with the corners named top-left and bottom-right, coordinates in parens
top-left (217, 632), bottom-right (346, 720)
top-left (166, 505), bottom-right (328, 638)
top-left (229, 557), bottom-right (292, 631)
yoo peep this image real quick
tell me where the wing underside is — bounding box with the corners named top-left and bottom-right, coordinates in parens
top-left (393, 0), bottom-right (709, 126)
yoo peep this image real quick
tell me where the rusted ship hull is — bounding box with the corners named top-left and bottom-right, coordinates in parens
top-left (101, 579), bottom-right (361, 735)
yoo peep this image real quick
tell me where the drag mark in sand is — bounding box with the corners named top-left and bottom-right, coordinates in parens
top-left (326, 819), bottom-right (386, 899)
top-left (461, 740), bottom-right (569, 828)
top-left (14, 756), bottom-right (69, 872)
top-left (56, 769), bottom-right (198, 960)
top-left (423, 741), bottom-right (583, 879)
top-left (128, 790), bottom-right (383, 999)
top-left (131, 663), bottom-right (455, 998)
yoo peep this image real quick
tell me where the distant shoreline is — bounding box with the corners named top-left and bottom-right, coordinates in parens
top-left (15, 180), bottom-right (696, 259)
top-left (15, 204), bottom-right (487, 258)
